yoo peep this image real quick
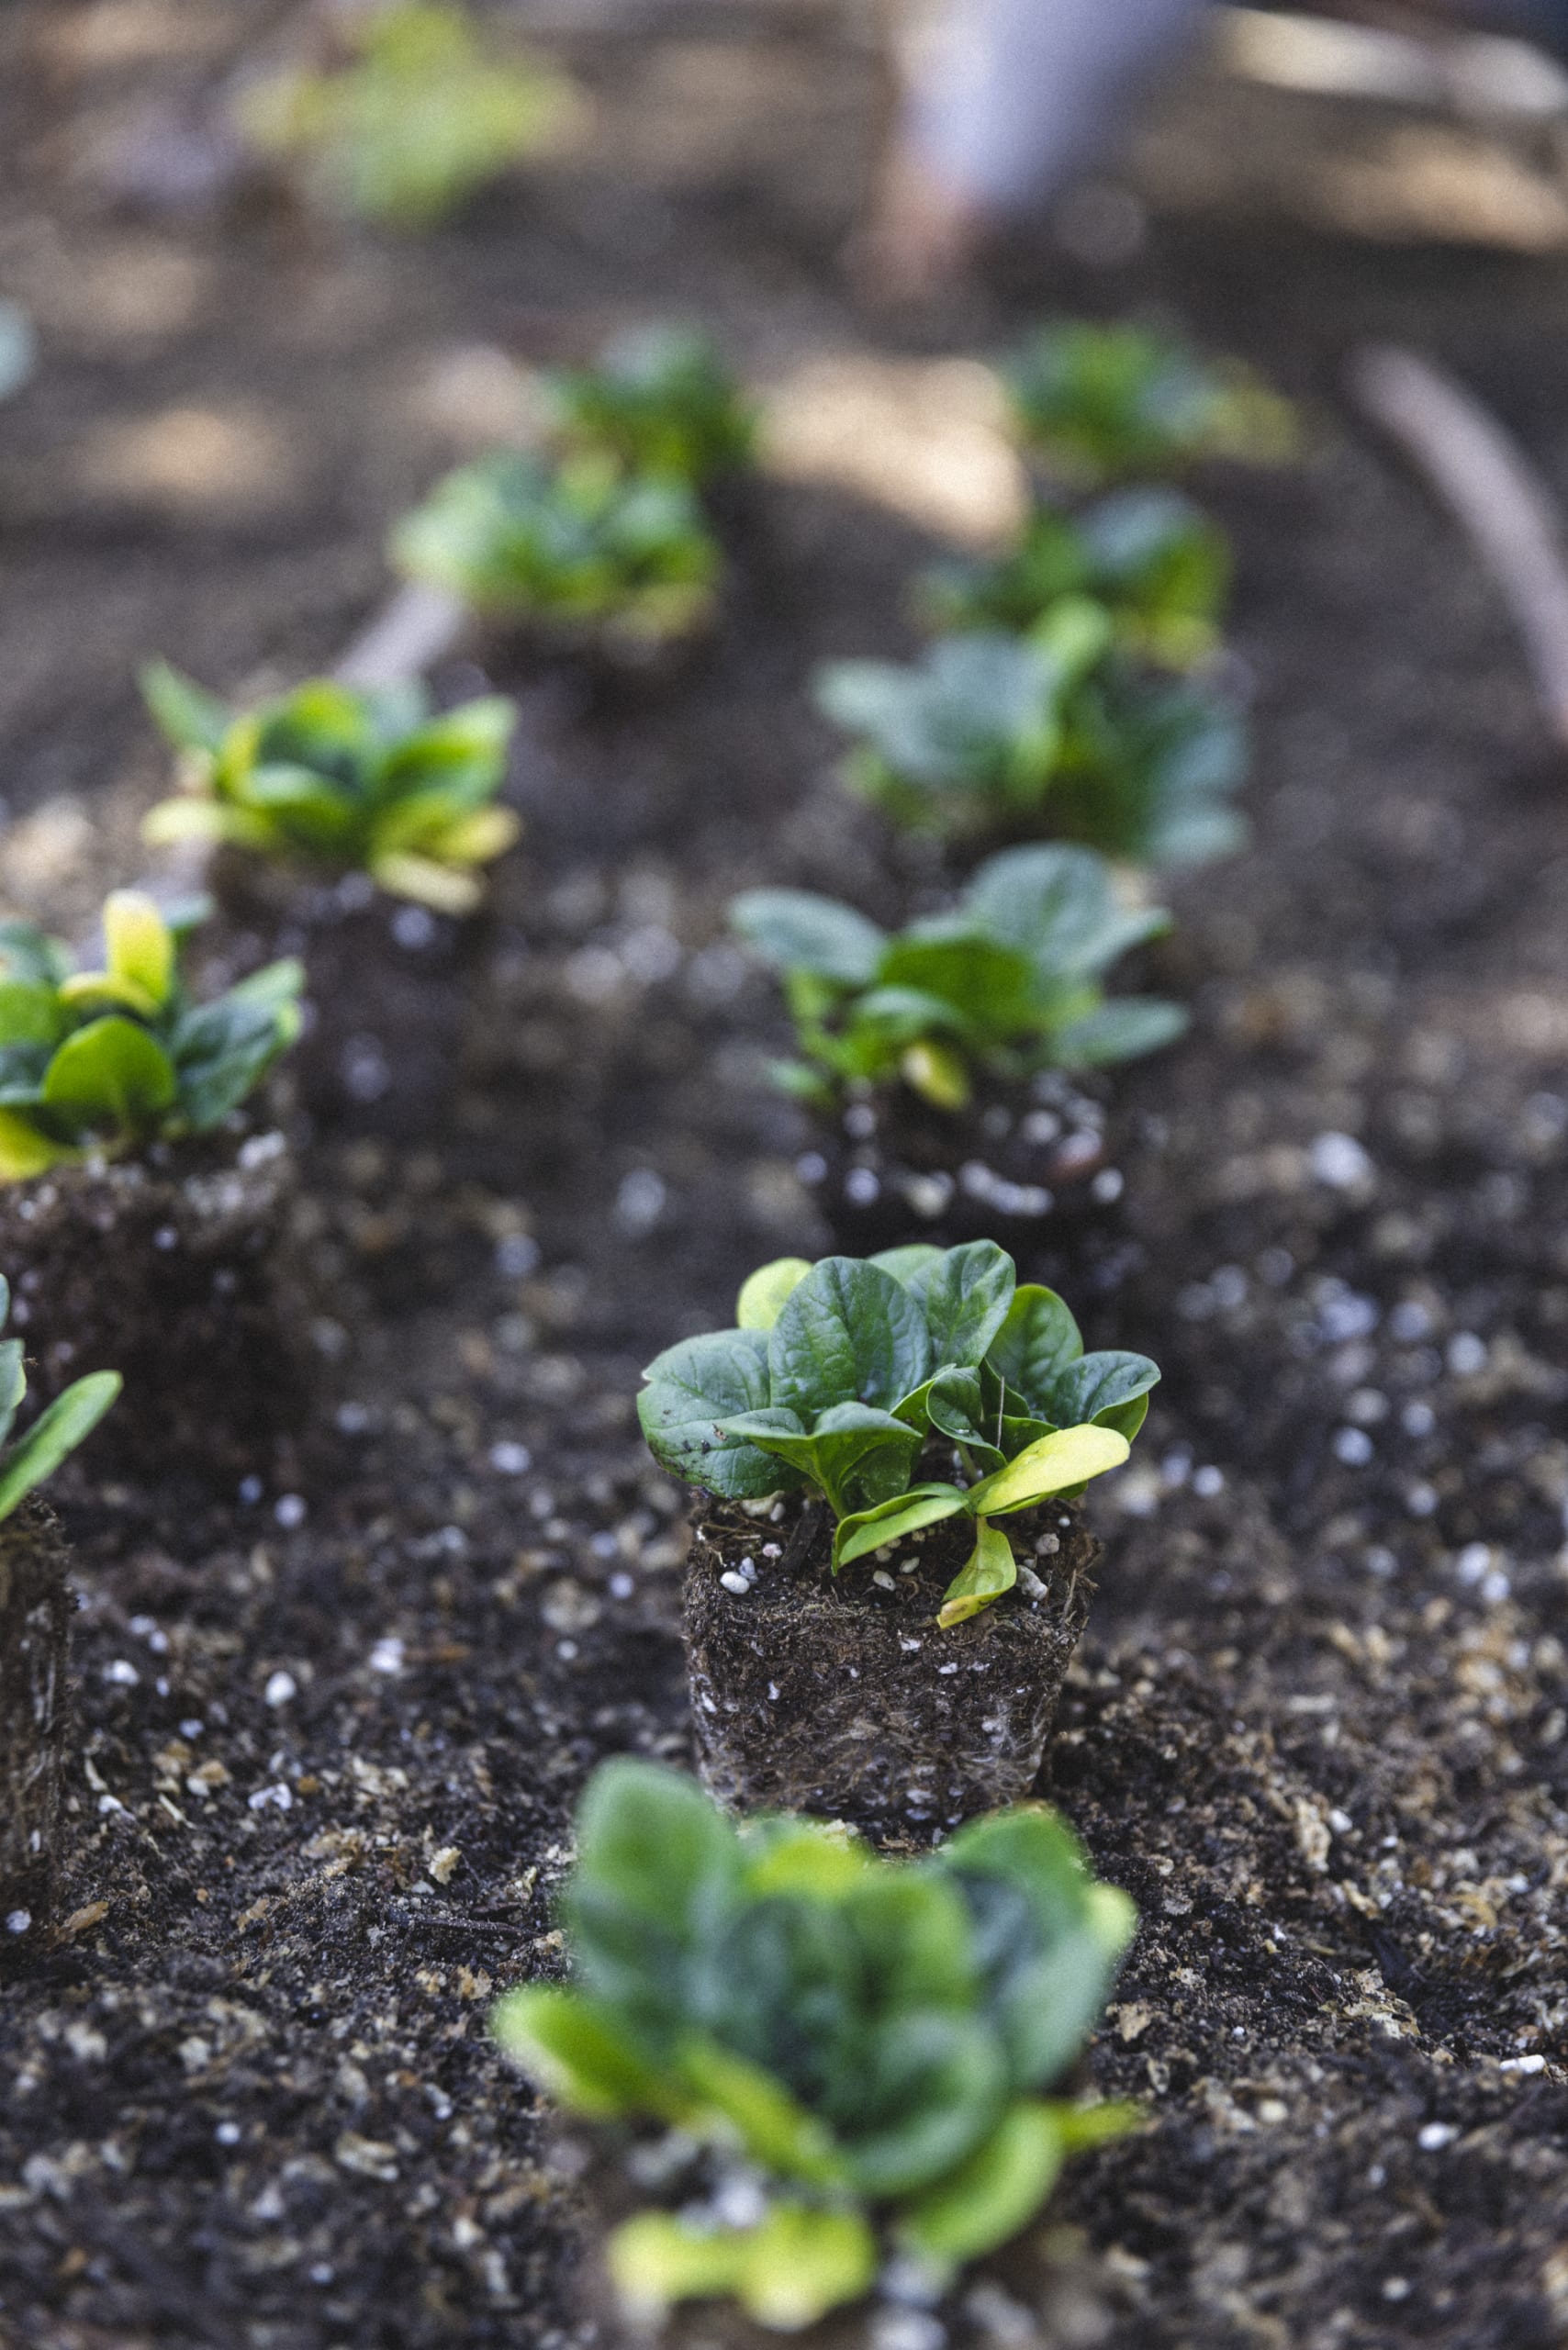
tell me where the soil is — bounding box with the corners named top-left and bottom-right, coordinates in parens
top-left (793, 1067), bottom-right (1119, 1263)
top-left (0, 1133), bottom-right (308, 1479)
top-left (685, 1494), bottom-right (1098, 1833)
top-left (0, 1499), bottom-right (73, 1932)
top-left (1, 5), bottom-right (1567, 2349)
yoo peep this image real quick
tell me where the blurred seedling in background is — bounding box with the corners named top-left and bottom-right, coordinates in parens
top-left (392, 452), bottom-right (721, 649)
top-left (732, 843), bottom-right (1185, 1114)
top-left (919, 487), bottom-right (1229, 672)
top-left (235, 0), bottom-right (582, 230)
top-left (1005, 319), bottom-right (1297, 488)
top-left (816, 610), bottom-right (1248, 866)
top-left (142, 667), bottom-right (520, 915)
top-left (549, 325), bottom-right (757, 487)
top-left (0, 893), bottom-right (300, 1181)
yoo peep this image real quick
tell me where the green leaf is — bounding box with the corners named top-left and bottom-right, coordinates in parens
top-left (637, 1328), bottom-right (791, 1499)
top-left (842, 1869), bottom-right (977, 2013)
top-left (170, 995), bottom-right (297, 1131)
top-left (490, 1986), bottom-right (675, 2119)
top-left (0, 980), bottom-right (65, 1050)
top-left (102, 891), bottom-right (174, 1013)
top-left (896, 2098), bottom-right (1067, 2269)
top-left (985, 1286), bottom-right (1084, 1417)
top-left (842, 2010), bottom-right (1009, 2198)
top-left (924, 1368), bottom-right (1005, 1474)
top-left (566, 1760), bottom-right (744, 2019)
top-left (724, 1403), bottom-right (924, 1522)
top-left (676, 2034), bottom-right (847, 2188)
top-left (736, 1258), bottom-right (812, 1332)
top-left (936, 1519), bottom-right (1017, 1629)
top-left (768, 1258), bottom-right (934, 1420)
top-left (140, 659), bottom-right (231, 757)
top-left (870, 1245), bottom-right (946, 1287)
top-left (0, 1371), bottom-right (121, 1520)
top-left (0, 923), bottom-right (71, 990)
top-left (731, 890), bottom-right (885, 986)
top-left (41, 1018), bottom-right (178, 1137)
top-left (833, 1483), bottom-right (969, 1570)
top-left (1053, 999), bottom-right (1187, 1066)
top-left (964, 1425), bottom-right (1129, 1516)
top-left (0, 1110), bottom-right (67, 1181)
top-left (902, 1242), bottom-right (1016, 1371)
top-left (1036, 1351), bottom-right (1159, 1438)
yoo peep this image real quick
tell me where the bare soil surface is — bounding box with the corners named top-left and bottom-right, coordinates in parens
top-left (1, 6), bottom-right (1566, 2349)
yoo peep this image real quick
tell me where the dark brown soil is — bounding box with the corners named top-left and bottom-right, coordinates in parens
top-left (685, 1494), bottom-right (1098, 1833)
top-left (793, 1067), bottom-right (1120, 1262)
top-left (0, 1499), bottom-right (73, 1934)
top-left (0, 1135), bottom-right (308, 1479)
top-left (1, 5), bottom-right (1567, 2349)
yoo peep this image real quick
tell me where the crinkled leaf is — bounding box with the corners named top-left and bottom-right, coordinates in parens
top-left (768, 1257), bottom-right (933, 1419)
top-left (900, 1241), bottom-right (1015, 1371)
top-left (724, 1402), bottom-right (924, 1521)
top-left (985, 1285), bottom-right (1083, 1416)
top-left (637, 1327), bottom-right (789, 1499)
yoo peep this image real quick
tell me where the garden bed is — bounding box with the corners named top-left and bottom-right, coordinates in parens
top-left (0, 5), bottom-right (1566, 2347)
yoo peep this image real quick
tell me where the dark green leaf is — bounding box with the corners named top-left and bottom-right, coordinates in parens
top-left (731, 890), bottom-right (885, 986)
top-left (637, 1329), bottom-right (790, 1500)
top-left (768, 1258), bottom-right (933, 1419)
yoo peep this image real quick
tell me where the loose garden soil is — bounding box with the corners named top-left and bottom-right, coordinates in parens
top-left (1, 6), bottom-right (1567, 2348)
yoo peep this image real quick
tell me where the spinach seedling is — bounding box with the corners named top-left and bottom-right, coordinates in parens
top-left (495, 1759), bottom-right (1137, 2327)
top-left (920, 487), bottom-right (1229, 671)
top-left (733, 843), bottom-right (1185, 1113)
top-left (0, 1276), bottom-right (118, 1517)
top-left (1005, 319), bottom-right (1296, 486)
top-left (550, 325), bottom-right (756, 486)
top-left (392, 451), bottom-right (720, 644)
top-left (816, 620), bottom-right (1247, 866)
top-left (0, 891), bottom-right (301, 1181)
top-left (142, 668), bottom-right (520, 914)
top-left (639, 1242), bottom-right (1156, 1628)
top-left (236, 0), bottom-right (577, 229)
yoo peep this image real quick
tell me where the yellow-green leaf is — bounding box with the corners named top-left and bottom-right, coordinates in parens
top-left (426, 804), bottom-right (521, 867)
top-left (964, 1423), bottom-right (1129, 1517)
top-left (937, 1518), bottom-right (1016, 1629)
top-left (369, 851), bottom-right (483, 914)
top-left (901, 1037), bottom-right (970, 1110)
top-left (0, 1110), bottom-right (68, 1182)
top-left (103, 890), bottom-right (174, 1011)
top-left (736, 1257), bottom-right (812, 1331)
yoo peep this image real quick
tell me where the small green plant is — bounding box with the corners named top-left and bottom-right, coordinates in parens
top-left (732, 845), bottom-right (1185, 1113)
top-left (1005, 319), bottom-right (1297, 487)
top-left (815, 617), bottom-right (1247, 867)
top-left (236, 1), bottom-right (577, 229)
top-left (920, 488), bottom-right (1228, 671)
top-left (141, 669), bottom-right (520, 914)
top-left (392, 452), bottom-right (719, 645)
top-left (639, 1243), bottom-right (1156, 1628)
top-left (0, 1278), bottom-right (119, 1519)
top-left (550, 326), bottom-right (756, 487)
top-left (0, 891), bottom-right (301, 1182)
top-left (495, 1759), bottom-right (1137, 2329)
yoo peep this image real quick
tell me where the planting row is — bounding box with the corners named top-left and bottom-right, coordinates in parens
top-left (0, 319), bottom-right (1296, 2333)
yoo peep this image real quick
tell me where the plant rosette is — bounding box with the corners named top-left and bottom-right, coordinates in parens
top-left (917, 487), bottom-right (1229, 673)
top-left (814, 617), bottom-right (1248, 868)
top-left (390, 450), bottom-right (722, 664)
top-left (731, 845), bottom-right (1182, 1255)
top-left (142, 668), bottom-right (521, 918)
top-left (548, 324), bottom-right (757, 490)
top-left (1002, 319), bottom-right (1298, 489)
top-left (638, 1245), bottom-right (1156, 1826)
top-left (0, 1277), bottom-right (118, 1939)
top-left (494, 1761), bottom-right (1138, 2339)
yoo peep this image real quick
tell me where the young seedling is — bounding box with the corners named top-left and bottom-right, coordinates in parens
top-left (549, 326), bottom-right (756, 487)
top-left (640, 1241), bottom-right (1155, 1628)
top-left (732, 843), bottom-right (1186, 1114)
top-left (0, 891), bottom-right (300, 1182)
top-left (0, 1279), bottom-right (119, 1933)
top-left (142, 668), bottom-right (520, 915)
top-left (495, 1760), bottom-right (1137, 2330)
top-left (1005, 319), bottom-right (1296, 487)
top-left (235, 0), bottom-right (579, 229)
top-left (815, 615), bottom-right (1247, 866)
top-left (391, 452), bottom-right (720, 648)
top-left (919, 487), bottom-right (1229, 671)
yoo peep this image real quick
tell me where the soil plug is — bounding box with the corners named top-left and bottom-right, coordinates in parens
top-left (0, 1281), bottom-right (118, 1939)
top-left (0, 892), bottom-right (304, 1473)
top-left (638, 1243), bottom-right (1158, 1835)
top-left (493, 1760), bottom-right (1138, 2343)
top-left (732, 845), bottom-right (1183, 1255)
